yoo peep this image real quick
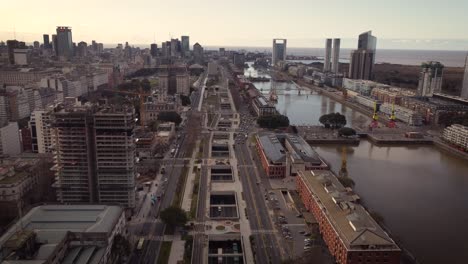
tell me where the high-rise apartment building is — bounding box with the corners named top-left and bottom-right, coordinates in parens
top-left (324, 39), bottom-right (332, 72)
top-left (51, 103), bottom-right (136, 208)
top-left (150, 43), bottom-right (158, 57)
top-left (43, 34), bottom-right (50, 48)
top-left (181, 36), bottom-right (190, 56)
top-left (461, 54), bottom-right (468, 99)
top-left (349, 31), bottom-right (377, 80)
top-left (56, 26), bottom-right (73, 60)
top-left (272, 39), bottom-right (287, 66)
top-left (417, 61), bottom-right (444, 97)
top-left (332, 38), bottom-right (341, 74)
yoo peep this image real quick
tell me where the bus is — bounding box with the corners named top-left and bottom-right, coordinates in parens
top-left (136, 237), bottom-right (145, 251)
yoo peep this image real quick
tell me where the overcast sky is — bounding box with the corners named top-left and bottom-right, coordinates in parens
top-left (1, 0), bottom-right (468, 50)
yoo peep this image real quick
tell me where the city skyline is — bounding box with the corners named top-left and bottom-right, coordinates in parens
top-left (2, 0), bottom-right (468, 50)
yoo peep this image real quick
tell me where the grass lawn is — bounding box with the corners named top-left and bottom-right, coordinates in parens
top-left (157, 241), bottom-right (172, 264)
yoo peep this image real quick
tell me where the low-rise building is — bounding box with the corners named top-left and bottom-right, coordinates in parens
top-left (255, 132), bottom-right (327, 178)
top-left (353, 94), bottom-right (380, 110)
top-left (370, 87), bottom-right (415, 105)
top-left (0, 205), bottom-right (126, 264)
top-left (442, 124), bottom-right (468, 151)
top-left (379, 103), bottom-right (423, 126)
top-left (156, 122), bottom-right (175, 144)
top-left (296, 170), bottom-right (401, 264)
top-left (252, 96), bottom-right (277, 117)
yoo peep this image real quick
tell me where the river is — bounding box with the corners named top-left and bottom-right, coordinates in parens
top-left (246, 63), bottom-right (468, 264)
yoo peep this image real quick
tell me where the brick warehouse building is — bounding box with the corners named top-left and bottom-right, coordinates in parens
top-left (255, 132), bottom-right (327, 178)
top-left (296, 170), bottom-right (401, 264)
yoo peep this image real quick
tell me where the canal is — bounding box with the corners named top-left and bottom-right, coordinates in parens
top-left (246, 63), bottom-right (468, 264)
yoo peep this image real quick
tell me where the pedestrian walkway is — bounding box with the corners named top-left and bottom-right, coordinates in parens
top-left (168, 234), bottom-right (185, 264)
top-left (181, 140), bottom-right (201, 212)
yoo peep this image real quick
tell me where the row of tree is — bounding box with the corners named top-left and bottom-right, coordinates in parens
top-left (319, 113), bottom-right (347, 129)
top-left (257, 114), bottom-right (290, 129)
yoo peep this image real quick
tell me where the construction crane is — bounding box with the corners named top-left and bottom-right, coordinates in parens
top-left (369, 102), bottom-right (379, 129)
top-left (387, 103), bottom-right (397, 128)
top-left (102, 87), bottom-right (151, 127)
top-left (339, 146), bottom-right (348, 178)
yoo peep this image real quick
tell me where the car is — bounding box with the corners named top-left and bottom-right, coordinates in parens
top-left (304, 232), bottom-right (311, 236)
top-left (299, 231), bottom-right (306, 235)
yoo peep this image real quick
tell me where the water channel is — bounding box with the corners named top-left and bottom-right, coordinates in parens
top-left (246, 62), bottom-right (468, 264)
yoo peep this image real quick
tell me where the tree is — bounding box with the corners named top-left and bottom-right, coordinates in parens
top-left (338, 127), bottom-right (356, 137)
top-left (257, 114), bottom-right (290, 129)
top-left (180, 95), bottom-right (191, 106)
top-left (141, 78), bottom-right (151, 92)
top-left (160, 206), bottom-right (188, 230)
top-left (319, 113), bottom-right (347, 129)
top-left (110, 234), bottom-right (131, 263)
top-left (157, 111), bottom-right (182, 126)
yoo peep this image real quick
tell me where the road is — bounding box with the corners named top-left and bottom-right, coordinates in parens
top-left (130, 81), bottom-right (204, 264)
top-left (235, 142), bottom-right (281, 264)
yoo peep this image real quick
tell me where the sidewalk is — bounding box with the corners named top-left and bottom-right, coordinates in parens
top-left (181, 140), bottom-right (201, 212)
top-left (167, 234), bottom-right (185, 264)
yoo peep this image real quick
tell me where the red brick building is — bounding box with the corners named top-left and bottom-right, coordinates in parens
top-left (255, 132), bottom-right (327, 178)
top-left (296, 170), bottom-right (401, 264)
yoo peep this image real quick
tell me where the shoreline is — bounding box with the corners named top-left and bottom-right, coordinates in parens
top-left (295, 81), bottom-right (468, 161)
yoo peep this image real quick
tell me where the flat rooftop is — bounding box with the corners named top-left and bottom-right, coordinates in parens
top-left (298, 170), bottom-right (399, 251)
top-left (257, 132), bottom-right (323, 165)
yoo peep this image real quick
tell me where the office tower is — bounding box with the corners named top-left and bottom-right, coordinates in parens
top-left (91, 40), bottom-right (98, 52)
top-left (77, 41), bottom-right (87, 57)
top-left (332, 38), bottom-right (341, 74)
top-left (97, 43), bottom-right (103, 54)
top-left (33, 41), bottom-right (40, 49)
top-left (193, 42), bottom-right (204, 64)
top-left (324, 39), bottom-right (332, 72)
top-left (150, 43), bottom-right (158, 57)
top-left (170, 38), bottom-right (180, 57)
top-left (417, 61), bottom-right (444, 96)
top-left (51, 34), bottom-right (57, 55)
top-left (56, 26), bottom-right (73, 60)
top-left (181, 36), bottom-right (189, 56)
top-left (52, 103), bottom-right (136, 207)
top-left (233, 52), bottom-right (246, 68)
top-left (349, 31), bottom-right (377, 80)
top-left (462, 54), bottom-right (468, 99)
top-left (43, 34), bottom-right (50, 48)
top-left (6, 40), bottom-right (26, 64)
top-left (272, 39), bottom-right (287, 66)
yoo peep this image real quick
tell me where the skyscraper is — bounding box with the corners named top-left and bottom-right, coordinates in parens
top-left (332, 38), bottom-right (341, 74)
top-left (52, 103), bottom-right (136, 207)
top-left (56, 26), bottom-right (73, 60)
top-left (349, 31), bottom-right (377, 80)
top-left (324, 39), bottom-right (332, 72)
top-left (417, 61), bottom-right (444, 97)
top-left (461, 54), bottom-right (468, 99)
top-left (52, 34), bottom-right (57, 55)
top-left (150, 43), bottom-right (158, 57)
top-left (181, 36), bottom-right (190, 56)
top-left (43, 34), bottom-right (50, 48)
top-left (193, 42), bottom-right (204, 64)
top-left (272, 39), bottom-right (287, 66)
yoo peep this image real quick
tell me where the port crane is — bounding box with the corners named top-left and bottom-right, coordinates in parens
top-left (387, 103), bottom-right (397, 128)
top-left (369, 102), bottom-right (379, 129)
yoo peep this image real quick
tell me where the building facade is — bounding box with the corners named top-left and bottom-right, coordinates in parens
top-left (272, 39), bottom-right (287, 66)
top-left (56, 26), bottom-right (73, 60)
top-left (461, 54), bottom-right (468, 99)
top-left (442, 124), bottom-right (468, 151)
top-left (332, 38), bottom-right (341, 74)
top-left (348, 31), bottom-right (377, 80)
top-left (51, 103), bottom-right (136, 208)
top-left (296, 170), bottom-right (401, 264)
top-left (324, 39), bottom-right (332, 72)
top-left (417, 61), bottom-right (444, 97)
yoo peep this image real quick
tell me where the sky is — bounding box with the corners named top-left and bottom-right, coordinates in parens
top-left (1, 0), bottom-right (468, 50)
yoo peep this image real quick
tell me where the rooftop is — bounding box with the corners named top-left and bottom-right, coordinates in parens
top-left (0, 205), bottom-right (123, 264)
top-left (299, 170), bottom-right (399, 251)
top-left (257, 132), bottom-right (323, 165)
